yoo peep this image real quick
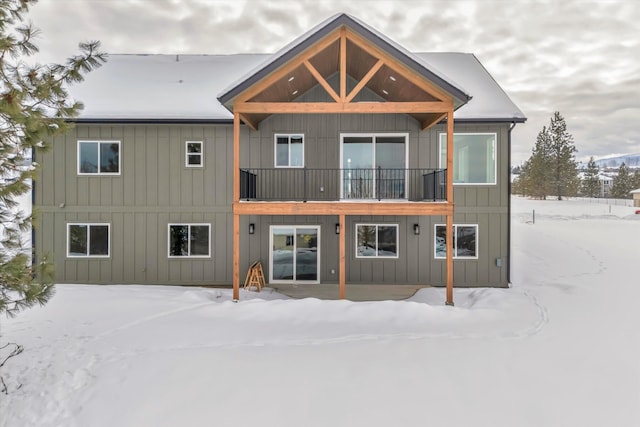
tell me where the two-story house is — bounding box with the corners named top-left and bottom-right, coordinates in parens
top-left (34, 14), bottom-right (525, 305)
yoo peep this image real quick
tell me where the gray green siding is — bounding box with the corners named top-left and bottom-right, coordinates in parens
top-left (34, 113), bottom-right (510, 287)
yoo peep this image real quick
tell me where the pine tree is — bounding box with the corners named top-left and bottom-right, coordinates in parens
top-left (518, 112), bottom-right (579, 200)
top-left (1, 0), bottom-right (106, 317)
top-left (580, 156), bottom-right (601, 198)
top-left (548, 112), bottom-right (579, 200)
top-left (519, 126), bottom-right (553, 199)
top-left (631, 168), bottom-right (640, 191)
top-left (609, 163), bottom-right (633, 199)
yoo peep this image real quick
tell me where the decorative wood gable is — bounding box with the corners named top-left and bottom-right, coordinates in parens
top-left (219, 14), bottom-right (470, 130)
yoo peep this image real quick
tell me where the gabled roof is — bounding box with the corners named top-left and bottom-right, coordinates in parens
top-left (217, 13), bottom-right (470, 110)
top-left (68, 53), bottom-right (525, 124)
top-left (66, 13), bottom-right (525, 125)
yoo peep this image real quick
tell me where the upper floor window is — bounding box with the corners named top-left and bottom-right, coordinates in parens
top-left (275, 134), bottom-right (304, 167)
top-left (434, 224), bottom-right (478, 259)
top-left (355, 224), bottom-right (399, 258)
top-left (439, 133), bottom-right (496, 185)
top-left (168, 224), bottom-right (211, 258)
top-left (186, 141), bottom-right (203, 167)
top-left (67, 223), bottom-right (110, 257)
top-left (78, 140), bottom-right (120, 175)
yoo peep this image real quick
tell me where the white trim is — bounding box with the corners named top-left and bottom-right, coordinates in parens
top-left (438, 132), bottom-right (497, 186)
top-left (434, 223), bottom-right (479, 260)
top-left (269, 225), bottom-right (321, 284)
top-left (77, 140), bottom-right (121, 176)
top-left (167, 223), bottom-right (211, 258)
top-left (66, 223), bottom-right (111, 258)
top-left (274, 134), bottom-right (305, 168)
top-left (355, 223), bottom-right (399, 259)
top-left (339, 133), bottom-right (410, 200)
top-left (185, 141), bottom-right (204, 168)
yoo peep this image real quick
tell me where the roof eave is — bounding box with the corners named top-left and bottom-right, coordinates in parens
top-left (69, 118), bottom-right (234, 125)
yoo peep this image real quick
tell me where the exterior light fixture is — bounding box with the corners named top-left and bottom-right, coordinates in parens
top-left (413, 224), bottom-right (420, 235)
top-left (389, 75), bottom-right (396, 82)
top-left (382, 89), bottom-right (389, 95)
top-left (288, 76), bottom-right (295, 82)
top-left (249, 223), bottom-right (255, 235)
top-left (335, 223), bottom-right (340, 234)
top-left (292, 90), bottom-right (299, 95)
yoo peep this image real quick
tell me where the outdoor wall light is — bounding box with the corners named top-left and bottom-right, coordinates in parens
top-left (248, 223), bottom-right (255, 235)
top-left (335, 223), bottom-right (340, 234)
top-left (413, 223), bottom-right (420, 235)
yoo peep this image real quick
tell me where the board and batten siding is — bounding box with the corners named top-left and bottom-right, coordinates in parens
top-left (237, 110), bottom-right (510, 287)
top-left (34, 111), bottom-right (510, 287)
top-left (34, 124), bottom-right (238, 285)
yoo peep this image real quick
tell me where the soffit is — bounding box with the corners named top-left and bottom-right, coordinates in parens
top-left (220, 14), bottom-right (470, 129)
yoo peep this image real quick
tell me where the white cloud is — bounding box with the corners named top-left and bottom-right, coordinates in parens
top-left (26, 0), bottom-right (640, 163)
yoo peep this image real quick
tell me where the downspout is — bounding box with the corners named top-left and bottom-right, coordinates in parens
top-left (507, 121), bottom-right (516, 285)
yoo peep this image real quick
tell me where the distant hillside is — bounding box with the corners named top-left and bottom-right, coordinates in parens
top-left (592, 153), bottom-right (640, 169)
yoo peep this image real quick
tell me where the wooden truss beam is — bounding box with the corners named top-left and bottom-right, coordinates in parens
top-left (236, 101), bottom-right (452, 114)
top-left (345, 59), bottom-right (384, 103)
top-left (303, 60), bottom-right (340, 103)
top-left (345, 28), bottom-right (453, 103)
top-left (235, 29), bottom-right (342, 104)
top-left (239, 113), bottom-right (258, 131)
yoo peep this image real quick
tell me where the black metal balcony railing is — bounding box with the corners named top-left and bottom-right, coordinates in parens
top-left (240, 167), bottom-right (446, 202)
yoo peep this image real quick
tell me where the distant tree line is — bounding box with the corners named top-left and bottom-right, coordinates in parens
top-left (609, 162), bottom-right (640, 199)
top-left (513, 112), bottom-right (640, 200)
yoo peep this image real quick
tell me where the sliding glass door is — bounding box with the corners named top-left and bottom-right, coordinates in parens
top-left (341, 134), bottom-right (408, 199)
top-left (269, 226), bottom-right (320, 284)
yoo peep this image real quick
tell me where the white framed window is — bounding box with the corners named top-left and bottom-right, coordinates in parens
top-left (355, 224), bottom-right (399, 258)
top-left (185, 141), bottom-right (203, 167)
top-left (275, 134), bottom-right (304, 167)
top-left (67, 223), bottom-right (110, 258)
top-left (168, 224), bottom-right (211, 258)
top-left (434, 224), bottom-right (478, 259)
top-left (77, 140), bottom-right (121, 175)
top-left (439, 133), bottom-right (496, 185)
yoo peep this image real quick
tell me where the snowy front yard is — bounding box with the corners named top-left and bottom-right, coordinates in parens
top-left (1, 197), bottom-right (639, 427)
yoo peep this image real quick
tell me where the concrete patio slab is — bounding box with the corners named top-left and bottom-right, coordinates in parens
top-left (263, 283), bottom-right (432, 301)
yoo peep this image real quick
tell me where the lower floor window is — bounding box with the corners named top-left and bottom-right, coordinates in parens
top-left (168, 224), bottom-right (211, 257)
top-left (67, 223), bottom-right (110, 257)
top-left (435, 224), bottom-right (478, 259)
top-left (356, 224), bottom-right (398, 258)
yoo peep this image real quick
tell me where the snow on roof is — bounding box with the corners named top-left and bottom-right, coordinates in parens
top-left (630, 188), bottom-right (640, 194)
top-left (417, 53), bottom-right (525, 122)
top-left (69, 54), bottom-right (267, 122)
top-left (69, 52), bottom-right (525, 123)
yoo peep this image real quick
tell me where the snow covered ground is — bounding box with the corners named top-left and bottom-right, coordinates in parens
top-left (1, 197), bottom-right (639, 427)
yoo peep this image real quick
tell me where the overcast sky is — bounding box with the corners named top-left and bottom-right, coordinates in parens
top-left (26, 0), bottom-right (640, 164)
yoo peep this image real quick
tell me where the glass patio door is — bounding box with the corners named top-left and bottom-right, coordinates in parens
top-left (341, 134), bottom-right (407, 199)
top-left (269, 226), bottom-right (320, 284)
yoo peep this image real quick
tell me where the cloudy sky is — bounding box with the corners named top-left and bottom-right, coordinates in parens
top-left (25, 0), bottom-right (640, 164)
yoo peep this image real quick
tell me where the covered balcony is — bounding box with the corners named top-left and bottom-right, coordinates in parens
top-left (240, 167), bottom-right (446, 202)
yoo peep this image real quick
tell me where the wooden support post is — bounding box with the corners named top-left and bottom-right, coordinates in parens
top-left (233, 112), bottom-right (240, 301)
top-left (339, 214), bottom-right (346, 299)
top-left (445, 109), bottom-right (455, 306)
top-left (340, 28), bottom-right (347, 101)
